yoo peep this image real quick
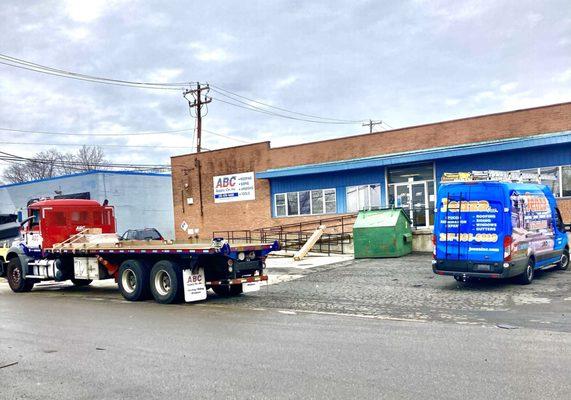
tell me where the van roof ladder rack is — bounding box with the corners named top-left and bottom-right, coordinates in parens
top-left (441, 170), bottom-right (557, 183)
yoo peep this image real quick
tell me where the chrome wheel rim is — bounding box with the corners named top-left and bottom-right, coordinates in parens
top-left (561, 253), bottom-right (569, 268)
top-left (122, 269), bottom-right (137, 294)
top-left (155, 270), bottom-right (171, 296)
top-left (527, 264), bottom-right (533, 280)
top-left (11, 267), bottom-right (21, 285)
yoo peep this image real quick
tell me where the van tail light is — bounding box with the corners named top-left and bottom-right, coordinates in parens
top-left (503, 235), bottom-right (512, 261)
top-left (432, 234), bottom-right (437, 259)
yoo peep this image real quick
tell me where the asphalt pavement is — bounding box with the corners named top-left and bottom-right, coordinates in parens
top-left (1, 253), bottom-right (570, 399)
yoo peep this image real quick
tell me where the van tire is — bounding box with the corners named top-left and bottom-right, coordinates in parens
top-left (557, 249), bottom-right (569, 271)
top-left (150, 260), bottom-right (183, 304)
top-left (118, 259), bottom-right (151, 301)
top-left (518, 258), bottom-right (534, 285)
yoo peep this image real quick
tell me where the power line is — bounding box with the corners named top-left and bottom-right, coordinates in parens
top-left (210, 85), bottom-right (365, 123)
top-left (0, 54), bottom-right (188, 90)
top-left (0, 127), bottom-right (193, 137)
top-left (0, 141), bottom-right (199, 150)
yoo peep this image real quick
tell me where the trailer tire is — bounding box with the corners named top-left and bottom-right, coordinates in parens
top-left (118, 259), bottom-right (151, 301)
top-left (212, 284), bottom-right (243, 297)
top-left (7, 257), bottom-right (34, 293)
top-left (150, 260), bottom-right (183, 304)
top-left (71, 279), bottom-right (92, 287)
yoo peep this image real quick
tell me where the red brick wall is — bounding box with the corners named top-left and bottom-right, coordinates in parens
top-left (558, 198), bottom-right (571, 222)
top-left (171, 102), bottom-right (571, 240)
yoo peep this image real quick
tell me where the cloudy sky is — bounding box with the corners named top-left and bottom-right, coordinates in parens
top-left (0, 0), bottom-right (570, 170)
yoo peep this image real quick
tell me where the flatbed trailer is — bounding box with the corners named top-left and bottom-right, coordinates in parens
top-left (1, 199), bottom-right (279, 304)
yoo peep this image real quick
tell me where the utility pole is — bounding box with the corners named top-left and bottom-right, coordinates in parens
top-left (362, 119), bottom-right (383, 134)
top-left (183, 82), bottom-right (212, 153)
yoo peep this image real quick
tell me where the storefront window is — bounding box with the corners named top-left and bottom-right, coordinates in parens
top-left (275, 189), bottom-right (336, 217)
top-left (563, 166), bottom-right (571, 197)
top-left (346, 184), bottom-right (380, 213)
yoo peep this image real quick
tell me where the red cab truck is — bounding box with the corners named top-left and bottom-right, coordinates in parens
top-left (0, 199), bottom-right (278, 304)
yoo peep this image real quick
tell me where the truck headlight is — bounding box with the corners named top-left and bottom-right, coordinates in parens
top-left (238, 252), bottom-right (245, 261)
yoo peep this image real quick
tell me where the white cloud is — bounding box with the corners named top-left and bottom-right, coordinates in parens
top-left (473, 91), bottom-right (495, 102)
top-left (445, 98), bottom-right (460, 106)
top-left (189, 42), bottom-right (232, 62)
top-left (63, 0), bottom-right (109, 23)
top-left (146, 68), bottom-right (184, 83)
top-left (526, 12), bottom-right (544, 27)
top-left (555, 68), bottom-right (571, 83)
top-left (499, 82), bottom-right (519, 93)
top-left (61, 27), bottom-right (90, 41)
top-left (275, 76), bottom-right (298, 89)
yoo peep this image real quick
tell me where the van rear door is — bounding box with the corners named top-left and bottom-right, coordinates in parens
top-left (436, 183), bottom-right (505, 268)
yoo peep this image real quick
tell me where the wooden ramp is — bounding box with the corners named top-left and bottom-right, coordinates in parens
top-left (293, 225), bottom-right (325, 261)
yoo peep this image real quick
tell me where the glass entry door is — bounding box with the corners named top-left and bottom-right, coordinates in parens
top-left (391, 182), bottom-right (430, 227)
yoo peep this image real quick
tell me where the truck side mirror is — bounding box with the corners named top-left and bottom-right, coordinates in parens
top-left (19, 216), bottom-right (34, 227)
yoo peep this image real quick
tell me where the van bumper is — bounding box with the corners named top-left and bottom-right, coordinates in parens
top-left (432, 259), bottom-right (527, 279)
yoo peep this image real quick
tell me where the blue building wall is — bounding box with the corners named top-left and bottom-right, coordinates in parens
top-left (0, 171), bottom-right (175, 239)
top-left (269, 167), bottom-right (386, 216)
top-left (266, 142), bottom-right (571, 218)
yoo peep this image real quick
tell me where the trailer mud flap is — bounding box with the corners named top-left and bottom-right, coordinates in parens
top-left (183, 268), bottom-right (207, 302)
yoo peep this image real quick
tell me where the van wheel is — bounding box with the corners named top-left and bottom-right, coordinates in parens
top-left (118, 260), bottom-right (151, 301)
top-left (150, 260), bottom-right (183, 304)
top-left (557, 249), bottom-right (569, 270)
top-left (518, 259), bottom-right (534, 285)
top-left (7, 257), bottom-right (34, 292)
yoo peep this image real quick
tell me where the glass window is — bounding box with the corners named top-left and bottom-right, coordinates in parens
top-left (311, 190), bottom-right (324, 214)
top-left (324, 189), bottom-right (336, 213)
top-left (540, 166), bottom-right (560, 197)
top-left (275, 194), bottom-right (286, 217)
top-left (299, 191), bottom-right (311, 215)
top-left (275, 189), bottom-right (336, 216)
top-left (287, 192), bottom-right (299, 216)
top-left (346, 184), bottom-right (379, 212)
top-left (563, 166), bottom-right (571, 197)
top-left (388, 163), bottom-right (433, 184)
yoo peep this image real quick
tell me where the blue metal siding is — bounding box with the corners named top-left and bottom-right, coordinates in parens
top-left (435, 143), bottom-right (571, 183)
top-left (269, 167), bottom-right (386, 216)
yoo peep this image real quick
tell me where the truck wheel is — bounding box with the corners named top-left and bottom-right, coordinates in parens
top-left (7, 257), bottom-right (34, 293)
top-left (518, 258), bottom-right (534, 285)
top-left (557, 249), bottom-right (569, 270)
top-left (118, 260), bottom-right (150, 301)
top-left (71, 279), bottom-right (93, 287)
top-left (212, 284), bottom-right (243, 297)
top-left (150, 260), bottom-right (183, 304)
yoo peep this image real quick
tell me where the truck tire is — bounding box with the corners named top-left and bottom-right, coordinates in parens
top-left (518, 258), bottom-right (534, 285)
top-left (150, 260), bottom-right (183, 304)
top-left (71, 279), bottom-right (93, 287)
top-left (557, 249), bottom-right (569, 270)
top-left (212, 284), bottom-right (243, 297)
top-left (118, 259), bottom-right (151, 301)
top-left (7, 257), bottom-right (34, 292)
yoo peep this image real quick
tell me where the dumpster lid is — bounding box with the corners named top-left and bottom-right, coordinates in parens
top-left (353, 208), bottom-right (410, 228)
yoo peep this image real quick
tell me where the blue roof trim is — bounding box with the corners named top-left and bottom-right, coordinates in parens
top-left (0, 169), bottom-right (171, 189)
top-left (256, 131), bottom-right (571, 179)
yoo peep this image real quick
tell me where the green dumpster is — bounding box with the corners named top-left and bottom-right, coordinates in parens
top-left (353, 208), bottom-right (412, 258)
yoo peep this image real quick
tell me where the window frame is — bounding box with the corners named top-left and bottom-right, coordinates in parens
top-left (274, 188), bottom-right (337, 217)
top-left (346, 183), bottom-right (381, 213)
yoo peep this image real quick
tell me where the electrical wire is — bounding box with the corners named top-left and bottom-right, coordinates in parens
top-left (0, 127), bottom-right (193, 137)
top-left (0, 141), bottom-right (196, 150)
top-left (210, 85), bottom-right (365, 123)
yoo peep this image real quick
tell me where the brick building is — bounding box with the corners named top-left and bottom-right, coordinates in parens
top-left (171, 102), bottom-right (571, 241)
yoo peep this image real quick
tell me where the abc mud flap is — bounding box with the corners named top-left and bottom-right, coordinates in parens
top-left (182, 267), bottom-right (207, 302)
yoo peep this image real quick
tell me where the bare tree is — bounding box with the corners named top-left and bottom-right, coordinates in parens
top-left (2, 146), bottom-right (107, 183)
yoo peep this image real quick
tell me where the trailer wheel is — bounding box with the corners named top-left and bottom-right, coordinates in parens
top-left (150, 260), bottom-right (183, 304)
top-left (7, 257), bottom-right (34, 293)
top-left (71, 279), bottom-right (92, 287)
top-left (118, 260), bottom-right (151, 301)
top-left (212, 284), bottom-right (243, 297)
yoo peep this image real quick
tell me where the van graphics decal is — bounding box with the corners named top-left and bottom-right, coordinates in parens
top-left (510, 191), bottom-right (554, 255)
